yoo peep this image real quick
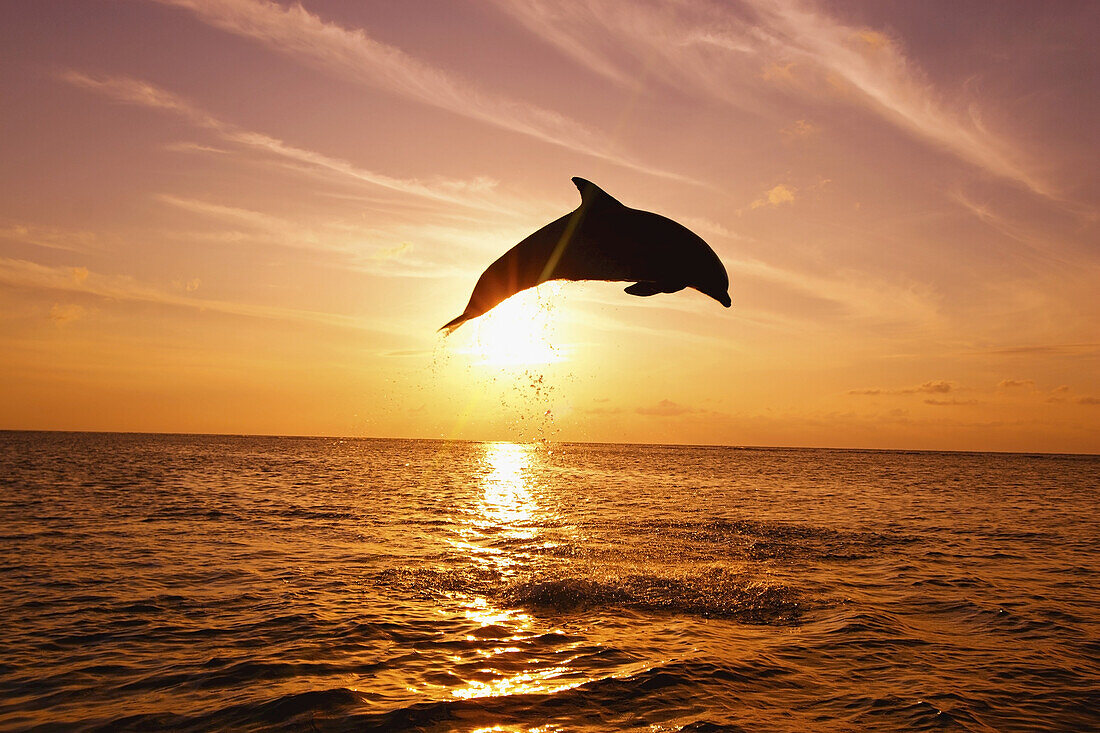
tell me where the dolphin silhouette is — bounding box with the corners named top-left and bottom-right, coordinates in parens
top-left (441, 177), bottom-right (730, 331)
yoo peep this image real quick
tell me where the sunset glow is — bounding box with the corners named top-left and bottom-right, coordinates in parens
top-left (0, 1), bottom-right (1097, 452)
top-left (463, 286), bottom-right (566, 368)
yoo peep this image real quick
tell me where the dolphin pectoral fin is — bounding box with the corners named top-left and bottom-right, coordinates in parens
top-left (625, 281), bottom-right (688, 297)
top-left (624, 282), bottom-right (662, 297)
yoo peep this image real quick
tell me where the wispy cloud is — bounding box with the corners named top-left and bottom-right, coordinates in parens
top-left (0, 257), bottom-right (382, 332)
top-left (724, 256), bottom-right (940, 328)
top-left (60, 70), bottom-right (511, 212)
top-left (570, 250), bottom-right (941, 339)
top-left (973, 343), bottom-right (1100, 356)
top-left (487, 0), bottom-right (763, 106)
top-left (154, 193), bottom-right (523, 278)
top-left (0, 222), bottom-right (101, 253)
top-left (948, 190), bottom-right (1089, 266)
top-left (850, 380), bottom-right (955, 396)
top-left (157, 194), bottom-right (295, 233)
top-left (746, 0), bottom-right (1055, 198)
top-left (146, 0), bottom-right (683, 180)
top-left (489, 0), bottom-right (1055, 198)
top-left (49, 303), bottom-right (87, 325)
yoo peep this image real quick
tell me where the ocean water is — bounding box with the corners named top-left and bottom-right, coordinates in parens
top-left (0, 432), bottom-right (1097, 732)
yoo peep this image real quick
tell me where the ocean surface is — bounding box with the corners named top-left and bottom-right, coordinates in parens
top-left (1, 432), bottom-right (1097, 732)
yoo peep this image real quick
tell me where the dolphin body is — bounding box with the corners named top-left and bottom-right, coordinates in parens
top-left (441, 177), bottom-right (730, 332)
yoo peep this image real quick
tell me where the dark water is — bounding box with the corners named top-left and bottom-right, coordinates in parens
top-left (1, 432), bottom-right (1097, 731)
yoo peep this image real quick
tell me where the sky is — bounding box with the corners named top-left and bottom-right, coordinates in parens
top-left (1, 0), bottom-right (1098, 453)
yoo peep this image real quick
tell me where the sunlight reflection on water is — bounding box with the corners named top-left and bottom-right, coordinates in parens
top-left (448, 442), bottom-right (539, 575)
top-left (447, 443), bottom-right (584, 702)
top-left (480, 442), bottom-right (535, 529)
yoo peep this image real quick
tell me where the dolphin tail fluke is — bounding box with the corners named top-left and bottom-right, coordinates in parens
top-left (439, 312), bottom-right (471, 333)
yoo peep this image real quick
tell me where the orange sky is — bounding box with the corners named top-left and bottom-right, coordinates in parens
top-left (1, 0), bottom-right (1098, 453)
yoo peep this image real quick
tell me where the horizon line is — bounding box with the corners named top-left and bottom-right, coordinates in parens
top-left (1, 428), bottom-right (1095, 459)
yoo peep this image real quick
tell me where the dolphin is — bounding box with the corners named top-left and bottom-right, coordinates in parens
top-left (441, 177), bottom-right (731, 332)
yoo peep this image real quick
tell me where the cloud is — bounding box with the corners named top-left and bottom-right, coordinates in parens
top-left (61, 71), bottom-right (511, 212)
top-left (163, 141), bottom-right (231, 155)
top-left (976, 343), bottom-right (1100, 356)
top-left (67, 73), bottom-right (581, 273)
top-left (949, 190), bottom-right (1084, 265)
top-left (1045, 385), bottom-right (1071, 403)
top-left (486, 0), bottom-right (764, 105)
top-left (157, 194), bottom-right (294, 232)
top-left (916, 381), bottom-right (954, 394)
top-left (147, 0), bottom-right (683, 181)
top-left (60, 70), bottom-right (218, 124)
top-left (0, 223), bottom-right (100, 254)
top-left (373, 242), bottom-right (411, 261)
top-left (924, 398), bottom-right (979, 406)
top-left (379, 349), bottom-right (430, 358)
top-left (636, 399), bottom-right (698, 417)
top-left (153, 193), bottom-right (526, 278)
top-left (679, 217), bottom-right (744, 240)
top-left (761, 61), bottom-right (798, 84)
top-left (722, 257), bottom-right (940, 328)
top-left (852, 29), bottom-right (891, 51)
top-left (0, 257), bottom-right (382, 333)
top-left (998, 378), bottom-right (1035, 390)
top-left (49, 303), bottom-right (86, 325)
top-left (850, 380), bottom-right (955, 396)
top-left (751, 183), bottom-right (796, 209)
top-left (781, 118), bottom-right (816, 140)
top-left (488, 0), bottom-right (1055, 198)
top-left (1077, 397), bottom-right (1100, 406)
top-left (585, 406), bottom-right (625, 416)
top-left (743, 1), bottom-right (1056, 198)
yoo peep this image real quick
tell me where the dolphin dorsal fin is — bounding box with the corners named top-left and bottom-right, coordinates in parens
top-left (572, 177), bottom-right (623, 208)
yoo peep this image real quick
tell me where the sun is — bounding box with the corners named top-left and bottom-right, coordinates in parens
top-left (464, 283), bottom-right (567, 367)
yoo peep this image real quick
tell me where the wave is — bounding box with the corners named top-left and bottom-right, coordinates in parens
top-left (378, 564), bottom-right (805, 624)
top-left (80, 687), bottom-right (369, 732)
top-left (505, 571), bottom-right (805, 623)
top-left (86, 658), bottom-right (797, 732)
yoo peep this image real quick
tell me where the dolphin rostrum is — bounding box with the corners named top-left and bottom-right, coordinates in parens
top-left (441, 177), bottom-right (731, 332)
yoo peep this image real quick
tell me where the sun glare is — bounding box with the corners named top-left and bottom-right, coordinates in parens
top-left (465, 284), bottom-right (566, 366)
